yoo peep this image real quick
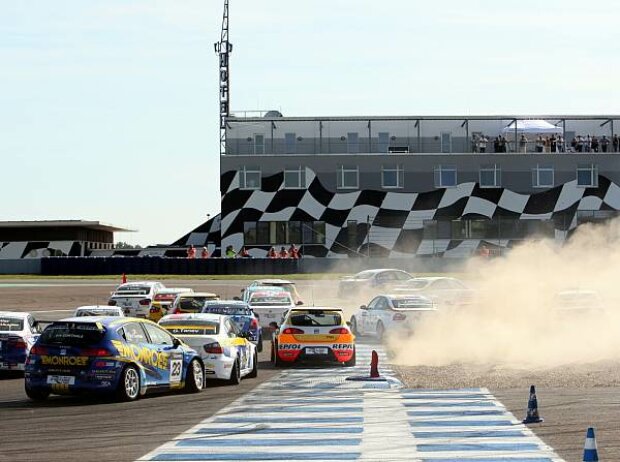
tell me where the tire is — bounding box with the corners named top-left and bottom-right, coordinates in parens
top-left (116, 365), bottom-right (141, 401)
top-left (185, 358), bottom-right (204, 393)
top-left (257, 333), bottom-right (263, 353)
top-left (376, 322), bottom-right (385, 341)
top-left (248, 351), bottom-right (258, 378)
top-left (350, 317), bottom-right (359, 336)
top-left (273, 342), bottom-right (286, 368)
top-left (270, 341), bottom-right (276, 363)
top-left (25, 385), bottom-right (49, 401)
top-left (228, 358), bottom-right (241, 385)
top-left (344, 347), bottom-right (356, 367)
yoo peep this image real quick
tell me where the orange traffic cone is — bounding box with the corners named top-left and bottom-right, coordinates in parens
top-left (370, 350), bottom-right (380, 378)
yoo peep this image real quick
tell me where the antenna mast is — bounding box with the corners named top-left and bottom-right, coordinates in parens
top-left (214, 0), bottom-right (232, 155)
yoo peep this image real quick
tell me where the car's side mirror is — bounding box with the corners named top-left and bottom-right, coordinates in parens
top-left (172, 337), bottom-right (181, 348)
top-left (232, 296), bottom-right (241, 301)
top-left (360, 305), bottom-right (368, 310)
top-left (296, 301), bottom-right (304, 306)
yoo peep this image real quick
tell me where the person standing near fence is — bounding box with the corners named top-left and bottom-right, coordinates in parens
top-left (601, 135), bottom-right (610, 153)
top-left (613, 134), bottom-right (619, 152)
top-left (187, 245), bottom-right (196, 259)
top-left (519, 134), bottom-right (528, 153)
top-left (200, 247), bottom-right (209, 259)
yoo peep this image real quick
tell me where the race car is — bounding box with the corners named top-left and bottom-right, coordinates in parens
top-left (148, 288), bottom-right (194, 321)
top-left (159, 313), bottom-right (257, 384)
top-left (108, 281), bottom-right (166, 318)
top-left (350, 294), bottom-right (436, 339)
top-left (201, 300), bottom-right (263, 352)
top-left (338, 269), bottom-right (412, 298)
top-left (24, 317), bottom-right (204, 401)
top-left (393, 277), bottom-right (474, 307)
top-left (74, 305), bottom-right (124, 317)
top-left (247, 289), bottom-right (296, 329)
top-left (0, 311), bottom-right (41, 372)
top-left (271, 307), bottom-right (355, 367)
top-left (169, 292), bottom-right (220, 315)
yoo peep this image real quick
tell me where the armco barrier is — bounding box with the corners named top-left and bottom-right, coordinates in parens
top-left (0, 259), bottom-right (42, 275)
top-left (38, 256), bottom-right (466, 276)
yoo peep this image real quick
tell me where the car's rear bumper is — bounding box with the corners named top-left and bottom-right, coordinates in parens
top-left (277, 344), bottom-right (354, 364)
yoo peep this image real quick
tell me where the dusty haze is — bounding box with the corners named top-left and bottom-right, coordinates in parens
top-left (389, 218), bottom-right (620, 368)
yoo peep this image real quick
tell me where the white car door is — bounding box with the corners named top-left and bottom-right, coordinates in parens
top-left (359, 297), bottom-right (378, 334)
top-left (370, 297), bottom-right (390, 334)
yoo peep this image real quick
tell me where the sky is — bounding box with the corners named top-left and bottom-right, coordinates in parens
top-left (1, 0), bottom-right (618, 246)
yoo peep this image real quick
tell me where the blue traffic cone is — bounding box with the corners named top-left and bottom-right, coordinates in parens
top-left (583, 427), bottom-right (598, 461)
top-left (522, 385), bottom-right (544, 424)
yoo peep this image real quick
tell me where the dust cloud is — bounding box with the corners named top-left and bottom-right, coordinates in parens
top-left (389, 218), bottom-right (620, 368)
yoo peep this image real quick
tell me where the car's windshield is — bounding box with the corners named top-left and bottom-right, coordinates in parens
top-left (179, 297), bottom-right (215, 311)
top-left (202, 304), bottom-right (252, 316)
top-left (406, 280), bottom-right (431, 289)
top-left (114, 285), bottom-right (151, 295)
top-left (39, 322), bottom-right (106, 346)
top-left (393, 298), bottom-right (433, 309)
top-left (352, 271), bottom-right (376, 280)
top-left (249, 294), bottom-right (292, 305)
top-left (159, 320), bottom-right (219, 336)
top-left (288, 310), bottom-right (342, 327)
top-left (0, 317), bottom-right (23, 332)
top-left (76, 309), bottom-right (120, 317)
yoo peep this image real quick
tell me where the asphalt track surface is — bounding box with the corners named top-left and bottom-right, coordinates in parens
top-left (0, 279), bottom-right (619, 461)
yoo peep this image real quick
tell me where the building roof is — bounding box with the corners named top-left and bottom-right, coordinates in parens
top-left (0, 220), bottom-right (134, 232)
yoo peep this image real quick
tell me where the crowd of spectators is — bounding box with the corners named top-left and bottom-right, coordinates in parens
top-left (185, 244), bottom-right (301, 259)
top-left (472, 133), bottom-right (619, 153)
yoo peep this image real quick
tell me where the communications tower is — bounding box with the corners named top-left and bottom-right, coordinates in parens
top-left (214, 0), bottom-right (232, 155)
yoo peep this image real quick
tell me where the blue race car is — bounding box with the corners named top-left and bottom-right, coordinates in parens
top-left (24, 316), bottom-right (204, 401)
top-left (201, 300), bottom-right (263, 352)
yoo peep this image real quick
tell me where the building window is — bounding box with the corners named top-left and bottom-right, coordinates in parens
top-left (434, 165), bottom-right (457, 188)
top-left (284, 166), bottom-right (306, 189)
top-left (303, 221), bottom-right (326, 245)
top-left (441, 132), bottom-right (452, 153)
top-left (479, 164), bottom-right (501, 188)
top-left (239, 166), bottom-right (261, 190)
top-left (284, 133), bottom-right (296, 154)
top-left (381, 164), bottom-right (404, 188)
top-left (253, 134), bottom-right (265, 155)
top-left (532, 165), bottom-right (554, 188)
top-left (378, 132), bottom-right (390, 153)
top-left (577, 164), bottom-right (598, 187)
top-left (243, 221), bottom-right (324, 245)
top-left (347, 132), bottom-right (359, 154)
top-left (337, 165), bottom-right (359, 189)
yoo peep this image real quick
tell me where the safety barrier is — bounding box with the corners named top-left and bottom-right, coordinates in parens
top-left (35, 256), bottom-right (464, 276)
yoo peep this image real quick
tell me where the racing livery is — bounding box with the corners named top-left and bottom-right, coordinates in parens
top-left (272, 307), bottom-right (355, 367)
top-left (0, 312), bottom-right (40, 371)
top-left (201, 300), bottom-right (263, 352)
top-left (24, 317), bottom-right (204, 401)
top-left (159, 313), bottom-right (257, 384)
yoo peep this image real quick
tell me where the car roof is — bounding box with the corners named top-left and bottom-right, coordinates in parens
top-left (57, 316), bottom-right (151, 326)
top-left (160, 313), bottom-right (223, 323)
top-left (156, 288), bottom-right (193, 294)
top-left (385, 294), bottom-right (434, 302)
top-left (254, 279), bottom-right (294, 284)
top-left (204, 299), bottom-right (249, 306)
top-left (250, 290), bottom-right (291, 297)
top-left (409, 277), bottom-right (453, 282)
top-left (247, 285), bottom-right (286, 292)
top-left (117, 281), bottom-right (161, 287)
top-left (0, 311), bottom-right (29, 319)
top-left (75, 305), bottom-right (120, 310)
top-left (178, 292), bottom-right (218, 297)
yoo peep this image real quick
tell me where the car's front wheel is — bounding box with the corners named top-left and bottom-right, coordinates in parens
top-left (185, 359), bottom-right (204, 393)
top-left (117, 365), bottom-right (140, 401)
top-left (257, 333), bottom-right (263, 352)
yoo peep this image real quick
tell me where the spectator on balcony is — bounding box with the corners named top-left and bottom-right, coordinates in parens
top-left (570, 137), bottom-right (577, 152)
top-left (535, 135), bottom-right (544, 153)
top-left (499, 136), bottom-right (508, 153)
top-left (200, 247), bottom-right (209, 259)
top-left (288, 244), bottom-right (300, 259)
top-left (471, 134), bottom-right (479, 153)
top-left (550, 135), bottom-right (558, 153)
top-left (278, 246), bottom-right (289, 258)
top-left (479, 135), bottom-right (488, 153)
top-left (591, 136), bottom-right (599, 153)
top-left (225, 245), bottom-right (236, 258)
top-left (519, 134), bottom-right (528, 153)
top-left (585, 134), bottom-right (592, 152)
top-left (267, 247), bottom-right (277, 259)
top-left (577, 135), bottom-right (584, 152)
top-left (601, 135), bottom-right (610, 153)
top-left (556, 135), bottom-right (566, 152)
top-left (613, 134), bottom-right (619, 152)
top-left (493, 137), bottom-right (500, 153)
top-left (238, 246), bottom-right (250, 258)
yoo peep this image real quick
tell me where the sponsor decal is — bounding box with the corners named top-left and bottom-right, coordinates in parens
top-left (332, 344), bottom-right (353, 350)
top-left (41, 356), bottom-right (89, 367)
top-left (278, 343), bottom-right (301, 350)
top-left (111, 340), bottom-right (168, 370)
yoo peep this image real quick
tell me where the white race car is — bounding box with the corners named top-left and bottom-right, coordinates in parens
top-left (73, 305), bottom-right (125, 317)
top-left (247, 289), bottom-right (296, 329)
top-left (0, 311), bottom-right (41, 371)
top-left (350, 294), bottom-right (437, 339)
top-left (394, 277), bottom-right (474, 307)
top-left (159, 313), bottom-right (257, 384)
top-left (108, 281), bottom-right (166, 318)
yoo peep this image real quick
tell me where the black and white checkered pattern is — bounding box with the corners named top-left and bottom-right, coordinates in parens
top-left (176, 169), bottom-right (620, 258)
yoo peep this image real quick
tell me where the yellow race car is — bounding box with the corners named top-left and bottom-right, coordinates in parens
top-left (271, 307), bottom-right (355, 367)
